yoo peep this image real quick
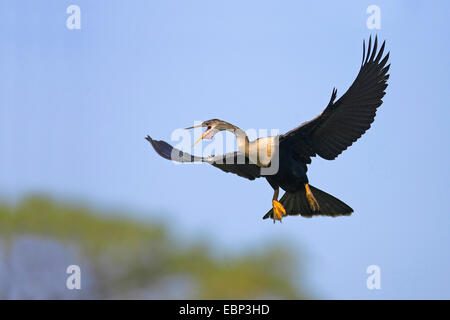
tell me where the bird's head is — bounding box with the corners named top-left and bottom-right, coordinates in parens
top-left (185, 119), bottom-right (235, 146)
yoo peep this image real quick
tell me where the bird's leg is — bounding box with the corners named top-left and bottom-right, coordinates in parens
top-left (272, 188), bottom-right (286, 222)
top-left (305, 184), bottom-right (320, 211)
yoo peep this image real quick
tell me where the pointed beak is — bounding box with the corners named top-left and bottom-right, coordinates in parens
top-left (185, 124), bottom-right (215, 146)
top-left (184, 124), bottom-right (204, 130)
top-left (185, 123), bottom-right (208, 146)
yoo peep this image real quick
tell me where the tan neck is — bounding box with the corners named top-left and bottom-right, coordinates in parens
top-left (227, 125), bottom-right (275, 167)
top-left (228, 125), bottom-right (249, 155)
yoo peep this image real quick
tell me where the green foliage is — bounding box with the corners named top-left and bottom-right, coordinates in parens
top-left (0, 196), bottom-right (307, 299)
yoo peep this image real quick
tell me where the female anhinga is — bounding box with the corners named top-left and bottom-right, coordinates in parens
top-left (146, 36), bottom-right (390, 222)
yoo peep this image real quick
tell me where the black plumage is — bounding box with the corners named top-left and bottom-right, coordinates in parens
top-left (146, 36), bottom-right (390, 221)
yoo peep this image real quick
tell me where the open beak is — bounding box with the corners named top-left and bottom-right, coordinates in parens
top-left (192, 130), bottom-right (211, 146)
top-left (185, 124), bottom-right (215, 146)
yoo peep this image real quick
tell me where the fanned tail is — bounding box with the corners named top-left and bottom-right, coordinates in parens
top-left (263, 185), bottom-right (353, 219)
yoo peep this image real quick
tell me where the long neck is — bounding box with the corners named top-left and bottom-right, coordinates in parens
top-left (227, 124), bottom-right (275, 167)
top-left (228, 125), bottom-right (249, 155)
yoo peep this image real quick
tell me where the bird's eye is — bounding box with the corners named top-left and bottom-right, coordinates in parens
top-left (207, 126), bottom-right (211, 130)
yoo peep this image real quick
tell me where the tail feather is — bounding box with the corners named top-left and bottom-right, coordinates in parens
top-left (263, 185), bottom-right (353, 219)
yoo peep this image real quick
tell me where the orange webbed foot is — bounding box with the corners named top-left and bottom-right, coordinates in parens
top-left (305, 184), bottom-right (320, 212)
top-left (272, 200), bottom-right (286, 222)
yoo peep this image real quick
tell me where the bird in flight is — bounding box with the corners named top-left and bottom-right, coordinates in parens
top-left (147, 36), bottom-right (390, 223)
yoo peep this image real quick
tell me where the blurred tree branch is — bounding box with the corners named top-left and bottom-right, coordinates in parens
top-left (0, 196), bottom-right (309, 299)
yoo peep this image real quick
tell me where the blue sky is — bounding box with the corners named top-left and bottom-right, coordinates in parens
top-left (1, 0), bottom-right (450, 298)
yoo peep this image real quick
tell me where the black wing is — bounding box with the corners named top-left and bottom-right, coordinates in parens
top-left (281, 36), bottom-right (390, 162)
top-left (146, 136), bottom-right (261, 180)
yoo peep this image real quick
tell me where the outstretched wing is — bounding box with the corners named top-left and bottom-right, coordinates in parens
top-left (282, 36), bottom-right (390, 162)
top-left (146, 136), bottom-right (262, 180)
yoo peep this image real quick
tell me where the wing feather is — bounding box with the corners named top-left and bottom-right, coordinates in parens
top-left (281, 36), bottom-right (390, 162)
top-left (146, 136), bottom-right (261, 180)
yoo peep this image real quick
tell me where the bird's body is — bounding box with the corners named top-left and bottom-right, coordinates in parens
top-left (147, 36), bottom-right (390, 222)
top-left (265, 145), bottom-right (308, 193)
